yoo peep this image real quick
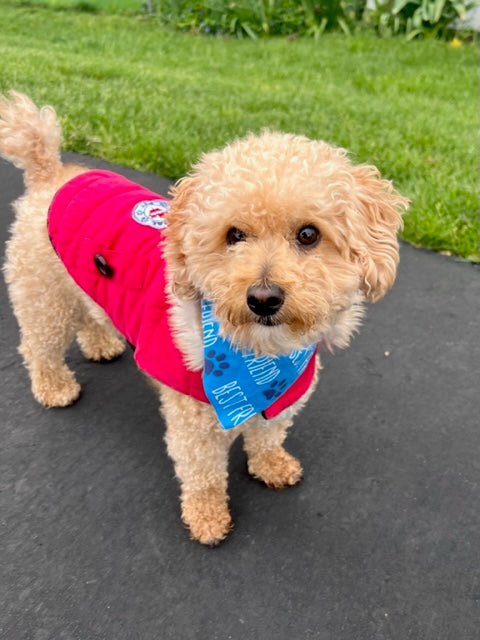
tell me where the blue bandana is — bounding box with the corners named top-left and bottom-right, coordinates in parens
top-left (201, 300), bottom-right (317, 430)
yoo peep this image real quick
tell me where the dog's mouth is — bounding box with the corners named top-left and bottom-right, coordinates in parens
top-left (254, 315), bottom-right (282, 327)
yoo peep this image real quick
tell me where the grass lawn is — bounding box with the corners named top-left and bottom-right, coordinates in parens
top-left (0, 2), bottom-right (478, 260)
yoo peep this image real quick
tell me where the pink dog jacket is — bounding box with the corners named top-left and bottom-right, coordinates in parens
top-left (47, 170), bottom-right (316, 423)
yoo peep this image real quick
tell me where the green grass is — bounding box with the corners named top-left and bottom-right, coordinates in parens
top-left (0, 3), bottom-right (478, 259)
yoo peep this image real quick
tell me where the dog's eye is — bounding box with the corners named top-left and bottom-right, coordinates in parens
top-left (226, 227), bottom-right (247, 245)
top-left (297, 225), bottom-right (321, 248)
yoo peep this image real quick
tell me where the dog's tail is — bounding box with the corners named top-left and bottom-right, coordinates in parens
top-left (0, 91), bottom-right (63, 187)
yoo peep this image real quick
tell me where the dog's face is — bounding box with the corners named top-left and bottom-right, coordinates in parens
top-left (165, 132), bottom-right (408, 355)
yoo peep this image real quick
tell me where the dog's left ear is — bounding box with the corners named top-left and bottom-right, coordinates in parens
top-left (163, 175), bottom-right (200, 300)
top-left (348, 164), bottom-right (409, 302)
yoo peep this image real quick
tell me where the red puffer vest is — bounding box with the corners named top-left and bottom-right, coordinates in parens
top-left (47, 170), bottom-right (316, 422)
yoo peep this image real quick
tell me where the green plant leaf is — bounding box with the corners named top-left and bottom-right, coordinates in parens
top-left (451, 0), bottom-right (467, 17)
top-left (406, 26), bottom-right (425, 37)
top-left (392, 0), bottom-right (411, 14)
top-left (337, 16), bottom-right (352, 34)
top-left (420, 0), bottom-right (430, 21)
top-left (432, 0), bottom-right (447, 22)
top-left (412, 5), bottom-right (424, 26)
top-left (241, 21), bottom-right (258, 38)
top-left (318, 16), bottom-right (329, 34)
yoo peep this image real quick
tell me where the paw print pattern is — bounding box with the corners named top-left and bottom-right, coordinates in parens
top-left (262, 378), bottom-right (288, 401)
top-left (205, 350), bottom-right (230, 376)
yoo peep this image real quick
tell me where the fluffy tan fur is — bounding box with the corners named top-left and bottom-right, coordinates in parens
top-left (1, 91), bottom-right (408, 545)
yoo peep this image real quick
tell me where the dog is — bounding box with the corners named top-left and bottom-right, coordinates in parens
top-left (0, 91), bottom-right (408, 545)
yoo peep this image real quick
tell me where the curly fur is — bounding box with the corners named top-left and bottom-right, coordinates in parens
top-left (1, 91), bottom-right (408, 545)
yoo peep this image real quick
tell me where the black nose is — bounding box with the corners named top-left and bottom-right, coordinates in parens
top-left (247, 284), bottom-right (285, 317)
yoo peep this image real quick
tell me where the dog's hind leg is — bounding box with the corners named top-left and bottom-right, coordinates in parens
top-left (76, 304), bottom-right (125, 362)
top-left (4, 211), bottom-right (84, 407)
top-left (20, 339), bottom-right (81, 408)
top-left (13, 289), bottom-right (83, 408)
top-left (243, 418), bottom-right (303, 489)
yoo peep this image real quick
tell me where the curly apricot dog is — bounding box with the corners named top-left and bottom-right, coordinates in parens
top-left (0, 92), bottom-right (408, 545)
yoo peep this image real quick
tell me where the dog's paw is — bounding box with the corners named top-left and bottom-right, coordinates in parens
top-left (247, 446), bottom-right (303, 489)
top-left (181, 488), bottom-right (233, 546)
top-left (77, 331), bottom-right (125, 362)
top-left (32, 365), bottom-right (81, 408)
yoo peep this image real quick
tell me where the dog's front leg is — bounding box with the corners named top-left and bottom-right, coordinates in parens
top-left (157, 384), bottom-right (237, 546)
top-left (243, 417), bottom-right (303, 489)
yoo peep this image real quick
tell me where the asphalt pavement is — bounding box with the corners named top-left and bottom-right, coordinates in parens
top-left (1, 153), bottom-right (479, 640)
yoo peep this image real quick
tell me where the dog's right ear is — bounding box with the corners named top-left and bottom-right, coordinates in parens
top-left (164, 176), bottom-right (200, 300)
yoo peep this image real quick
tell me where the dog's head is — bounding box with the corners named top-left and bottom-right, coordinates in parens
top-left (164, 131), bottom-right (408, 355)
